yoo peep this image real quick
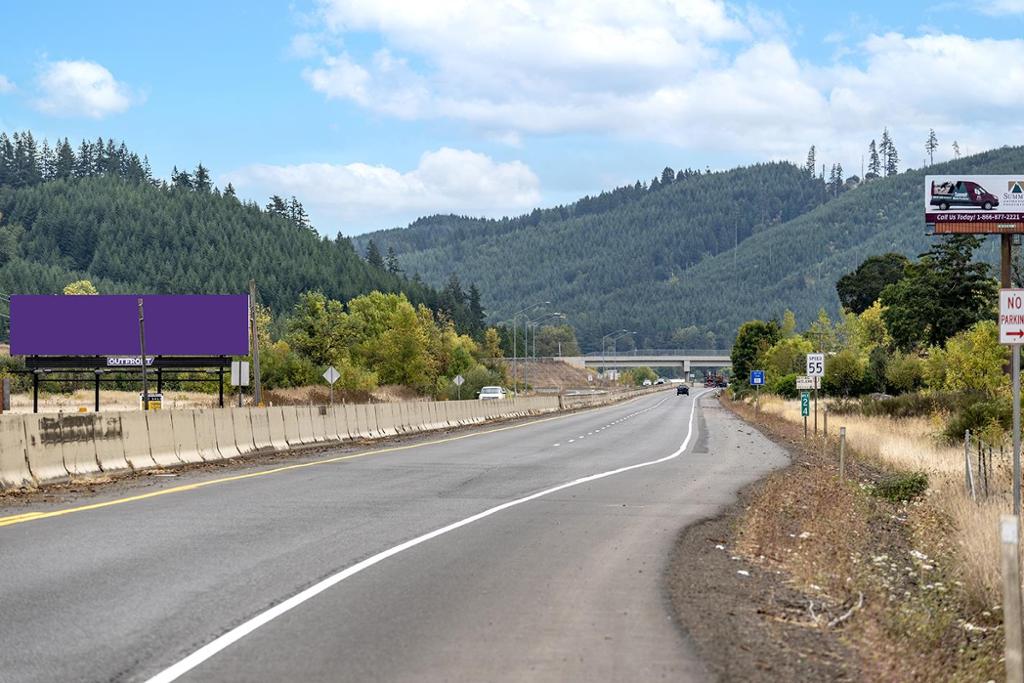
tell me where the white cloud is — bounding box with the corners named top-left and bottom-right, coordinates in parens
top-left (34, 60), bottom-right (138, 118)
top-left (295, 1), bottom-right (1024, 171)
top-left (223, 148), bottom-right (541, 233)
top-left (0, 75), bottom-right (14, 94)
top-left (975, 0), bottom-right (1024, 14)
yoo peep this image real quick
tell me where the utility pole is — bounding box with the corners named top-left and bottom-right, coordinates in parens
top-left (137, 298), bottom-right (149, 410)
top-left (250, 279), bottom-right (263, 406)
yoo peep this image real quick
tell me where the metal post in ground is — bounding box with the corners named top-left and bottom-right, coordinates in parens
top-left (1015, 345), bottom-right (1022, 516)
top-left (965, 430), bottom-right (972, 496)
top-left (137, 298), bottom-right (149, 410)
top-left (1001, 515), bottom-right (1024, 683)
top-left (839, 426), bottom-right (846, 481)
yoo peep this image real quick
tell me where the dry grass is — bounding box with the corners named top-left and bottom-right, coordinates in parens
top-left (732, 397), bottom-right (1004, 680)
top-left (759, 395), bottom-right (1007, 611)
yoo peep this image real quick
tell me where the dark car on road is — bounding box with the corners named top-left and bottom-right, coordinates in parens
top-left (676, 385), bottom-right (689, 395)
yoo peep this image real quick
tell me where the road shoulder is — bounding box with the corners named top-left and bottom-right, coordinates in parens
top-left (665, 397), bottom-right (858, 681)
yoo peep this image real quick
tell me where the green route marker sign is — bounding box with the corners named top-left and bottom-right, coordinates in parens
top-left (800, 391), bottom-right (810, 417)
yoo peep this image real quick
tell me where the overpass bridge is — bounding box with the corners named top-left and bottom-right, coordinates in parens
top-left (561, 349), bottom-right (732, 373)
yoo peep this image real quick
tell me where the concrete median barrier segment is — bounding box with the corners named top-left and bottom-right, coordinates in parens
top-left (363, 403), bottom-right (383, 438)
top-left (23, 414), bottom-right (69, 483)
top-left (265, 407), bottom-right (289, 451)
top-left (231, 408), bottom-right (257, 456)
top-left (250, 408), bottom-right (273, 452)
top-left (0, 415), bottom-right (34, 488)
top-left (147, 411), bottom-right (182, 467)
top-left (119, 412), bottom-right (156, 470)
top-left (192, 409), bottom-right (221, 462)
top-left (93, 414), bottom-right (131, 473)
top-left (171, 411), bottom-right (204, 464)
top-left (58, 413), bottom-right (102, 476)
top-left (282, 406), bottom-right (303, 447)
top-left (213, 409), bottom-right (240, 459)
top-left (311, 405), bottom-right (331, 442)
top-left (296, 405), bottom-right (316, 444)
top-left (331, 405), bottom-right (351, 441)
top-left (375, 403), bottom-right (398, 436)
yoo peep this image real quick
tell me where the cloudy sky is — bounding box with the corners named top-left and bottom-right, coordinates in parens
top-left (2, 1), bottom-right (1024, 234)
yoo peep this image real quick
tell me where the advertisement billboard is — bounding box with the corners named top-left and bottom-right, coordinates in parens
top-left (926, 175), bottom-right (1024, 233)
top-left (10, 295), bottom-right (250, 356)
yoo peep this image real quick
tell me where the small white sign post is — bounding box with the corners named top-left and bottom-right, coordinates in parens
top-left (323, 366), bottom-right (340, 406)
top-left (453, 373), bottom-right (465, 400)
top-left (230, 360), bottom-right (249, 407)
top-left (806, 353), bottom-right (825, 435)
top-left (1001, 289), bottom-right (1024, 514)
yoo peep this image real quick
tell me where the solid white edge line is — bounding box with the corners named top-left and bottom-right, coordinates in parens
top-left (144, 390), bottom-right (707, 683)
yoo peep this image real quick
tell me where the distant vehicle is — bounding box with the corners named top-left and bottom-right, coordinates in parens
top-left (642, 379), bottom-right (653, 386)
top-left (655, 378), bottom-right (666, 385)
top-left (676, 385), bottom-right (689, 395)
top-left (930, 180), bottom-right (999, 211)
top-left (477, 386), bottom-right (507, 400)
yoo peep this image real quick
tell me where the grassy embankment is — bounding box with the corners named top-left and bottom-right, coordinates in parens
top-left (728, 394), bottom-right (1007, 680)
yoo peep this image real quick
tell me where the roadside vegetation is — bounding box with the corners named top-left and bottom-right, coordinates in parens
top-left (725, 233), bottom-right (1014, 677)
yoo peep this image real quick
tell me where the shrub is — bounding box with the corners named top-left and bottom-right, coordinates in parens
top-left (872, 472), bottom-right (928, 502)
top-left (769, 372), bottom-right (798, 399)
top-left (943, 398), bottom-right (1012, 443)
top-left (884, 352), bottom-right (924, 394)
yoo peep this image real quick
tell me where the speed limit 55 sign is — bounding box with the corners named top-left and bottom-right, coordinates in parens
top-left (806, 353), bottom-right (825, 377)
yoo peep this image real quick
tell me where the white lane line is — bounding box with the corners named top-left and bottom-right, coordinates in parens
top-left (569, 439), bottom-right (575, 443)
top-left (553, 443), bottom-right (560, 447)
top-left (144, 392), bottom-right (703, 683)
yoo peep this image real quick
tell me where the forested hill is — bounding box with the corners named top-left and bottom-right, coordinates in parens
top-left (355, 161), bottom-right (828, 347)
top-left (0, 132), bottom-right (478, 331)
top-left (356, 149), bottom-right (1021, 350)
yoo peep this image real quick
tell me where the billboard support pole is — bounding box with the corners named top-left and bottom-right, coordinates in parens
top-left (1004, 235), bottom-right (1014, 289)
top-left (138, 298), bottom-right (149, 410)
top-left (250, 280), bottom-right (263, 407)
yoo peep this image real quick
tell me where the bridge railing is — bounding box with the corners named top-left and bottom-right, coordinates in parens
top-left (583, 349), bottom-right (730, 357)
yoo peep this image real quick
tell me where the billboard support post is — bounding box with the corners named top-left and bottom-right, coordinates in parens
top-left (250, 279), bottom-right (263, 407)
top-left (1004, 235), bottom-right (1014, 288)
top-left (137, 298), bottom-right (149, 410)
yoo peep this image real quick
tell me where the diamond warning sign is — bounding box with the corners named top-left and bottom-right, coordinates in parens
top-left (1000, 289), bottom-right (1024, 344)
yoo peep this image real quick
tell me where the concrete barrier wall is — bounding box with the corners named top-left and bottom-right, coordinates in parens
top-left (59, 414), bottom-right (102, 476)
top-left (93, 414), bottom-right (130, 473)
top-left (332, 405), bottom-right (351, 441)
top-left (171, 411), bottom-right (204, 464)
top-left (296, 405), bottom-right (316, 444)
top-left (24, 415), bottom-right (69, 483)
top-left (265, 406), bottom-right (289, 451)
top-left (0, 415), bottom-right (33, 488)
top-left (232, 408), bottom-right (257, 456)
top-left (311, 405), bottom-right (332, 442)
top-left (147, 411), bottom-right (182, 467)
top-left (120, 412), bottom-right (155, 470)
top-left (1, 388), bottom-right (661, 489)
top-left (282, 406), bottom-right (303, 447)
top-left (375, 403), bottom-right (397, 436)
top-left (192, 409), bottom-right (220, 462)
top-left (214, 409), bottom-right (239, 459)
top-left (250, 408), bottom-right (274, 452)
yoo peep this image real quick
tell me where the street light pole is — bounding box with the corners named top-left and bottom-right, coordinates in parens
top-left (510, 301), bottom-right (549, 395)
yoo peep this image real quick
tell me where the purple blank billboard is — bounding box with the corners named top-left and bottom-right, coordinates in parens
top-left (10, 295), bottom-right (250, 356)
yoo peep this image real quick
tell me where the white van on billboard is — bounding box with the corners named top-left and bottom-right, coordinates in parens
top-left (926, 175), bottom-right (1024, 230)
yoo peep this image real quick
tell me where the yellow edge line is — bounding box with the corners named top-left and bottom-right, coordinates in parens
top-left (0, 405), bottom-right (617, 529)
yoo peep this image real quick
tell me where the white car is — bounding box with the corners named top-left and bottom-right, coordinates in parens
top-left (478, 386), bottom-right (507, 400)
top-left (642, 379), bottom-right (653, 386)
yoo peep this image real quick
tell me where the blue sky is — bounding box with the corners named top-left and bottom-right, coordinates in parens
top-left (2, 1), bottom-right (1023, 234)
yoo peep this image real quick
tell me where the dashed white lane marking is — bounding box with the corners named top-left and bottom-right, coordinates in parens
top-left (569, 439), bottom-right (575, 443)
top-left (144, 391), bottom-right (705, 683)
top-left (553, 443), bottom-right (560, 447)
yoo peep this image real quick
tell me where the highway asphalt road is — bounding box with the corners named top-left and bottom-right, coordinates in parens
top-left (0, 391), bottom-right (789, 682)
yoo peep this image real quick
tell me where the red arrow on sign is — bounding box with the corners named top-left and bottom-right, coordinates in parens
top-left (1008, 330), bottom-right (1024, 338)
